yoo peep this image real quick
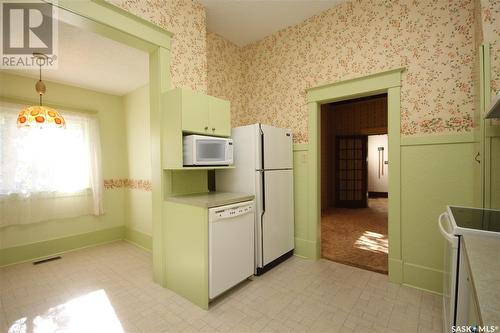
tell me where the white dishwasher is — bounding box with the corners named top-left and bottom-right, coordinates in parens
top-left (209, 200), bottom-right (255, 299)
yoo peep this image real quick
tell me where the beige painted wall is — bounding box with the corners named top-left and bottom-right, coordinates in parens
top-left (0, 72), bottom-right (128, 249)
top-left (123, 85), bottom-right (153, 236)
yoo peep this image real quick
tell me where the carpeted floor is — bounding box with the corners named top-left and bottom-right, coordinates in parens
top-left (321, 198), bottom-right (388, 274)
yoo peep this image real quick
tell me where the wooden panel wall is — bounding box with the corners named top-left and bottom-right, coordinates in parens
top-left (321, 94), bottom-right (388, 210)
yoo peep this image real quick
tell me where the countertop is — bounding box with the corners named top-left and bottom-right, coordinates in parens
top-left (165, 192), bottom-right (254, 208)
top-left (462, 234), bottom-right (500, 326)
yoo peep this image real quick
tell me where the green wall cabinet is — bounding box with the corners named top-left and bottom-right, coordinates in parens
top-left (162, 88), bottom-right (231, 169)
top-left (208, 96), bottom-right (231, 137)
top-left (181, 89), bottom-right (209, 134)
top-left (170, 88), bottom-right (230, 137)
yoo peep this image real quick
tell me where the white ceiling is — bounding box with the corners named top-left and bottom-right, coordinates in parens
top-left (200, 0), bottom-right (347, 47)
top-left (3, 21), bottom-right (149, 96)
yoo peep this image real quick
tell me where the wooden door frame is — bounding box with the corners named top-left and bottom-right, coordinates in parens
top-left (306, 68), bottom-right (404, 283)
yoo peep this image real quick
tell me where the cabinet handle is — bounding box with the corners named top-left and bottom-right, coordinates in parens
top-left (212, 128), bottom-right (215, 131)
top-left (204, 126), bottom-right (208, 130)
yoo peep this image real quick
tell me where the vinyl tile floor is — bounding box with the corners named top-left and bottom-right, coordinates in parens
top-left (0, 241), bottom-right (442, 333)
top-left (322, 198), bottom-right (389, 274)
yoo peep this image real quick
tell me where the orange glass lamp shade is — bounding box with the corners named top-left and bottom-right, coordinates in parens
top-left (17, 105), bottom-right (66, 128)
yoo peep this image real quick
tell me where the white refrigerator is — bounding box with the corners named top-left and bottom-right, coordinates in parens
top-left (216, 124), bottom-right (294, 274)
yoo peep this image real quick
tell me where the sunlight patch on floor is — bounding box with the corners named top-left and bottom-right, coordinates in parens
top-left (354, 231), bottom-right (388, 254)
top-left (8, 290), bottom-right (123, 333)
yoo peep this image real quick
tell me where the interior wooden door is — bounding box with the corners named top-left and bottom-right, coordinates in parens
top-left (336, 135), bottom-right (368, 208)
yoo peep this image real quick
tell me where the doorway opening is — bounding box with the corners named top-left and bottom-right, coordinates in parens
top-left (320, 94), bottom-right (389, 274)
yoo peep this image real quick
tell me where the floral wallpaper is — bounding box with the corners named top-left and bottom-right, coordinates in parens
top-left (107, 0), bottom-right (208, 92)
top-left (490, 42), bottom-right (499, 99)
top-left (207, 32), bottom-right (244, 127)
top-left (481, 0), bottom-right (499, 97)
top-left (473, 0), bottom-right (483, 127)
top-left (207, 0), bottom-right (477, 141)
top-left (109, 0), bottom-right (486, 142)
top-left (104, 179), bottom-right (152, 191)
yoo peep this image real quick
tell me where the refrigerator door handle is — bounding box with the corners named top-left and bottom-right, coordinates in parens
top-left (260, 208), bottom-right (265, 267)
top-left (261, 171), bottom-right (266, 212)
top-left (259, 124), bottom-right (265, 170)
top-left (256, 169), bottom-right (266, 269)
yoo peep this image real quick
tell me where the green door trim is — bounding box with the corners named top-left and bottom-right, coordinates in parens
top-left (45, 1), bottom-right (172, 284)
top-left (53, 0), bottom-right (171, 51)
top-left (400, 133), bottom-right (475, 146)
top-left (481, 43), bottom-right (492, 208)
top-left (306, 68), bottom-right (404, 283)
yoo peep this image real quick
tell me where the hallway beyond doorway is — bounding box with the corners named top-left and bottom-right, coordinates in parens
top-left (321, 198), bottom-right (388, 274)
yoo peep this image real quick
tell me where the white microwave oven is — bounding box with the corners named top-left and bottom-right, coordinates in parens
top-left (183, 135), bottom-right (233, 166)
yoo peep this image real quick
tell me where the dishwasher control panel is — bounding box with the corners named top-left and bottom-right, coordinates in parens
top-left (209, 201), bottom-right (254, 222)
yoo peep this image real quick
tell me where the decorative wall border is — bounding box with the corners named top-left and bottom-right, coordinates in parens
top-left (104, 179), bottom-right (152, 191)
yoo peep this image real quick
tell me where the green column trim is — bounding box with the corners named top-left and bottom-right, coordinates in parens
top-left (307, 102), bottom-right (321, 259)
top-left (292, 145), bottom-right (312, 258)
top-left (479, 44), bottom-right (487, 208)
top-left (54, 0), bottom-right (171, 51)
top-left (482, 43), bottom-right (493, 208)
top-left (387, 86), bottom-right (402, 282)
top-left (307, 68), bottom-right (405, 103)
top-left (150, 47), bottom-right (171, 285)
top-left (306, 68), bottom-right (404, 284)
top-left (0, 226), bottom-right (125, 267)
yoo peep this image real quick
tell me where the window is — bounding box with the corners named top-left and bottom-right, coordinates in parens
top-left (0, 102), bottom-right (103, 226)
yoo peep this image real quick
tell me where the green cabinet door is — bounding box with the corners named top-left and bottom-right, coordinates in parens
top-left (181, 89), bottom-right (209, 134)
top-left (208, 96), bottom-right (231, 137)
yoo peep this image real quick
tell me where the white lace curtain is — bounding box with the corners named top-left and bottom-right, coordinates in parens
top-left (0, 102), bottom-right (104, 227)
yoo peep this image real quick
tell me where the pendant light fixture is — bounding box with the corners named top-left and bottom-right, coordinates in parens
top-left (17, 53), bottom-right (66, 129)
